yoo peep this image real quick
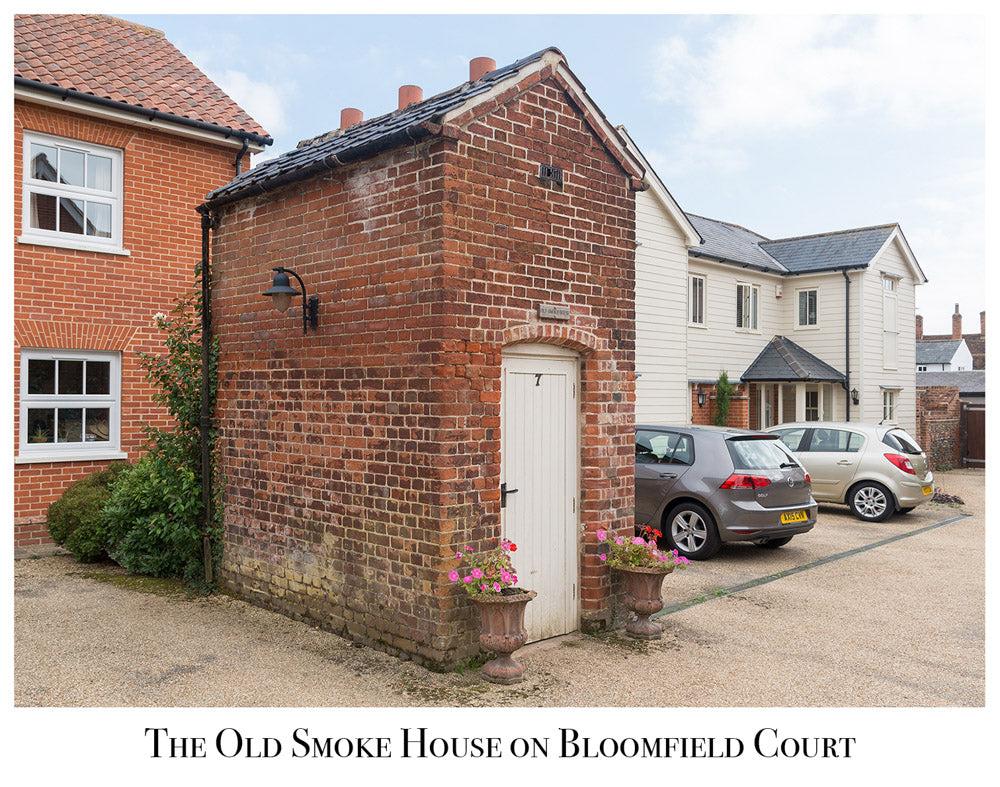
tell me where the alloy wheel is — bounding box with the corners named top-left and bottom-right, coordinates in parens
top-left (854, 486), bottom-right (888, 519)
top-left (671, 509), bottom-right (707, 554)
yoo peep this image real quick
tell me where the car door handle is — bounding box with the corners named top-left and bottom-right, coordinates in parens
top-left (837, 460), bottom-right (853, 465)
top-left (659, 472), bottom-right (678, 479)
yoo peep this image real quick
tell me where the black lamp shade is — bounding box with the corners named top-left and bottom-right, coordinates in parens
top-left (263, 270), bottom-right (300, 314)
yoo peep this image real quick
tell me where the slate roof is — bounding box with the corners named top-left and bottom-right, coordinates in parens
top-left (761, 225), bottom-right (896, 274)
top-left (686, 213), bottom-right (900, 277)
top-left (15, 14), bottom-right (269, 138)
top-left (916, 339), bottom-right (965, 365)
top-left (916, 370), bottom-right (985, 395)
top-left (686, 214), bottom-right (785, 273)
top-left (205, 48), bottom-right (563, 207)
top-left (741, 336), bottom-right (846, 383)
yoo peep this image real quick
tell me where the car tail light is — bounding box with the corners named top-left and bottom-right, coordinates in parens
top-left (804, 473), bottom-right (811, 485)
top-left (884, 453), bottom-right (916, 475)
top-left (721, 474), bottom-right (772, 489)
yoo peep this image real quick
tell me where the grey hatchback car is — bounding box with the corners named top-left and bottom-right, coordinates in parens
top-left (635, 425), bottom-right (817, 560)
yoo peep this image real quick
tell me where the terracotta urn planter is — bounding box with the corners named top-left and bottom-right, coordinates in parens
top-left (471, 589), bottom-right (536, 684)
top-left (614, 563), bottom-right (675, 640)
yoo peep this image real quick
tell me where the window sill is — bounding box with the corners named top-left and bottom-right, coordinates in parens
top-left (15, 449), bottom-right (129, 465)
top-left (795, 324), bottom-right (820, 330)
top-left (688, 322), bottom-right (708, 329)
top-left (18, 235), bottom-right (130, 257)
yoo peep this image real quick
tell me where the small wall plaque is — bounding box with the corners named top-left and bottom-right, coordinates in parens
top-left (538, 303), bottom-right (571, 321)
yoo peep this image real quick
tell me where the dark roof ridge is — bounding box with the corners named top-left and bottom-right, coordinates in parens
top-left (762, 222), bottom-right (898, 246)
top-left (297, 47), bottom-right (561, 150)
top-left (685, 212), bottom-right (772, 242)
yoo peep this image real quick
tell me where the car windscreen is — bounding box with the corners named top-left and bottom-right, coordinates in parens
top-left (882, 429), bottom-right (923, 455)
top-left (726, 437), bottom-right (799, 470)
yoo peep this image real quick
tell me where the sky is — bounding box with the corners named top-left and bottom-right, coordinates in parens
top-left (121, 9), bottom-right (989, 338)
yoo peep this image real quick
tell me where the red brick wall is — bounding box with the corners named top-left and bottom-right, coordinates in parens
top-left (13, 101), bottom-right (247, 546)
top-left (690, 383), bottom-right (750, 428)
top-left (211, 70), bottom-right (638, 667)
top-left (916, 385), bottom-right (961, 469)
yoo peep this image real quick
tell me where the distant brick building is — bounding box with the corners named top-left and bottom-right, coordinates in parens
top-left (13, 14), bottom-right (269, 547)
top-left (200, 49), bottom-right (644, 667)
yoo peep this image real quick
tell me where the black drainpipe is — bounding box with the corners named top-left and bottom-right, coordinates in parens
top-left (842, 268), bottom-right (851, 422)
top-left (234, 138), bottom-right (249, 175)
top-left (197, 204), bottom-right (214, 584)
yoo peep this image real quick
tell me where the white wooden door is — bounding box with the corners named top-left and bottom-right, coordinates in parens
top-left (501, 345), bottom-right (579, 642)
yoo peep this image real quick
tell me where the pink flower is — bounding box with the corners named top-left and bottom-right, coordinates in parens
top-left (465, 546), bottom-right (473, 551)
top-left (599, 554), bottom-right (607, 562)
top-left (455, 552), bottom-right (463, 560)
top-left (632, 536), bottom-right (645, 546)
top-left (463, 575), bottom-right (473, 584)
top-left (501, 570), bottom-right (512, 583)
top-left (493, 582), bottom-right (501, 593)
top-left (614, 537), bottom-right (623, 546)
top-left (481, 584), bottom-right (489, 592)
top-left (596, 529), bottom-right (607, 541)
top-left (448, 570), bottom-right (460, 582)
top-left (677, 556), bottom-right (690, 565)
top-left (471, 568), bottom-right (483, 579)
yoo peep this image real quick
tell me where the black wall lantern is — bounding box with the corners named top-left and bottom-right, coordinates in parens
top-left (697, 387), bottom-right (707, 408)
top-left (263, 266), bottom-right (319, 334)
top-left (850, 388), bottom-right (860, 406)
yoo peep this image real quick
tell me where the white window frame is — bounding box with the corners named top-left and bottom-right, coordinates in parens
top-left (882, 389), bottom-right (898, 424)
top-left (20, 131), bottom-right (127, 255)
top-left (796, 287), bottom-right (819, 328)
top-left (17, 349), bottom-right (127, 464)
top-left (689, 274), bottom-right (706, 326)
top-left (882, 274), bottom-right (899, 370)
top-left (736, 282), bottom-right (759, 331)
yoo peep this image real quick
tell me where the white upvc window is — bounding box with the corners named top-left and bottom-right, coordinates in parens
top-left (20, 132), bottom-right (126, 255)
top-left (736, 282), bottom-right (759, 330)
top-left (882, 274), bottom-right (899, 369)
top-left (796, 288), bottom-right (819, 327)
top-left (18, 349), bottom-right (126, 463)
top-left (689, 274), bottom-right (706, 325)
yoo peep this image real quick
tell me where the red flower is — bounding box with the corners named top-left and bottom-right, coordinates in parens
top-left (509, 543), bottom-right (517, 551)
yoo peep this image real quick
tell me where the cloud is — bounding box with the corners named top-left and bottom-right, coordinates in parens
top-left (215, 70), bottom-right (289, 136)
top-left (653, 16), bottom-right (985, 138)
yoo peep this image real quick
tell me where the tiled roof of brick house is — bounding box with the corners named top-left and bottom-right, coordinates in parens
top-left (15, 14), bottom-right (269, 138)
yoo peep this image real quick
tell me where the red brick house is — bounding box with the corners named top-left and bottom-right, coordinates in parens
top-left (199, 49), bottom-right (644, 667)
top-left (14, 14), bottom-right (271, 548)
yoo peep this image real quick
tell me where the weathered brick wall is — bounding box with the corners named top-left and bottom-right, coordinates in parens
top-left (916, 385), bottom-right (961, 470)
top-left (13, 101), bottom-right (247, 545)
top-left (211, 69), bottom-right (638, 666)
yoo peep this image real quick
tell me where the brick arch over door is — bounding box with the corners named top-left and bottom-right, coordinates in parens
top-left (496, 323), bottom-right (634, 631)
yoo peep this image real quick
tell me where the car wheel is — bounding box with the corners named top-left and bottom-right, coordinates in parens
top-left (756, 536), bottom-right (793, 549)
top-left (665, 502), bottom-right (721, 560)
top-left (848, 481), bottom-right (895, 522)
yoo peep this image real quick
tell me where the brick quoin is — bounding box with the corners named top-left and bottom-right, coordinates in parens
top-left (210, 71), bottom-right (639, 667)
top-left (915, 385), bottom-right (961, 470)
top-left (13, 102), bottom-right (250, 545)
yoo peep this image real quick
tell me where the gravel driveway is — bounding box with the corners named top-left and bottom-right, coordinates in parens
top-left (14, 469), bottom-right (984, 707)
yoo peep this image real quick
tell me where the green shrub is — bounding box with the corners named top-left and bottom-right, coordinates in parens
top-left (713, 370), bottom-right (735, 427)
top-left (46, 463), bottom-right (129, 562)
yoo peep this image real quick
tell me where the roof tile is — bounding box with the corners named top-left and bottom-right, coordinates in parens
top-left (15, 14), bottom-right (267, 137)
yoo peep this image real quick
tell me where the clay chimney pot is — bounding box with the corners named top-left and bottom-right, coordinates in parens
top-left (398, 85), bottom-right (423, 111)
top-left (340, 107), bottom-right (363, 130)
top-left (470, 57), bottom-right (497, 82)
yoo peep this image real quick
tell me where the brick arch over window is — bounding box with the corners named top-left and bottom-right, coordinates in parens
top-left (497, 322), bottom-right (633, 631)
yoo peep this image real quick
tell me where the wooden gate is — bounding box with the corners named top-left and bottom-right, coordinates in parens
top-left (961, 402), bottom-right (985, 467)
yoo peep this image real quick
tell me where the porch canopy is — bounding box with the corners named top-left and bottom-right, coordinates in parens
top-left (741, 335), bottom-right (845, 383)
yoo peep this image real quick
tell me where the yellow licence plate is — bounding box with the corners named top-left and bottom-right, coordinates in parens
top-left (781, 510), bottom-right (808, 524)
top-left (922, 485), bottom-right (933, 496)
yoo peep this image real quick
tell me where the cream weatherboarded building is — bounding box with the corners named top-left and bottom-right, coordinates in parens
top-left (622, 129), bottom-right (927, 434)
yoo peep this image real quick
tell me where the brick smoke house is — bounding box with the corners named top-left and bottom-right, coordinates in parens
top-left (201, 49), bottom-right (644, 667)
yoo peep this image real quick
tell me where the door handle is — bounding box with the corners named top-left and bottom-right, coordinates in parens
top-left (500, 482), bottom-right (519, 508)
top-left (837, 460), bottom-right (853, 465)
top-left (659, 472), bottom-right (678, 479)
